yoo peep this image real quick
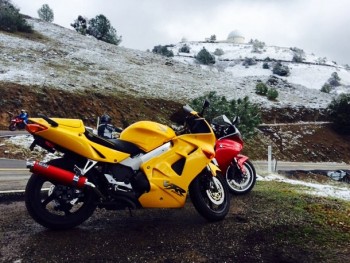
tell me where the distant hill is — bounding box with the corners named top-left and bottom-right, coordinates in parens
top-left (169, 40), bottom-right (350, 92)
top-left (1, 18), bottom-right (350, 163)
top-left (1, 17), bottom-right (348, 112)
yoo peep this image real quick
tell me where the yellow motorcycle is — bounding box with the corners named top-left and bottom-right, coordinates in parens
top-left (24, 102), bottom-right (230, 230)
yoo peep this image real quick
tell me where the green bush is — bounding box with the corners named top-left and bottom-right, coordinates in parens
top-left (321, 83), bottom-right (332, 93)
top-left (262, 62), bottom-right (269, 69)
top-left (273, 62), bottom-right (290, 76)
top-left (196, 47), bottom-right (215, 65)
top-left (152, 45), bottom-right (174, 57)
top-left (213, 48), bottom-right (224, 56)
top-left (242, 57), bottom-right (257, 67)
top-left (255, 82), bottom-right (268, 95)
top-left (190, 91), bottom-right (261, 138)
top-left (0, 0), bottom-right (33, 33)
top-left (328, 72), bottom-right (341, 87)
top-left (179, 44), bottom-right (190, 53)
top-left (71, 14), bottom-right (122, 45)
top-left (267, 88), bottom-right (279, 100)
top-left (327, 93), bottom-right (350, 134)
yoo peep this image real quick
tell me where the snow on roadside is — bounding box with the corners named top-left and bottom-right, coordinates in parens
top-left (5, 135), bottom-right (350, 201)
top-left (258, 174), bottom-right (350, 201)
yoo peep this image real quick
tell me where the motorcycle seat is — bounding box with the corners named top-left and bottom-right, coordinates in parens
top-left (84, 130), bottom-right (145, 156)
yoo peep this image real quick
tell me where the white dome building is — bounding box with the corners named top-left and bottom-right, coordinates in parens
top-left (227, 30), bottom-right (245, 44)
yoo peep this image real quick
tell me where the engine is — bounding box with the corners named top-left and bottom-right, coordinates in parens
top-left (106, 163), bottom-right (150, 194)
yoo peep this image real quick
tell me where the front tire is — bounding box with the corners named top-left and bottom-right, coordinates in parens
top-left (225, 160), bottom-right (256, 195)
top-left (189, 171), bottom-right (230, 222)
top-left (25, 159), bottom-right (97, 230)
top-left (8, 123), bottom-right (16, 131)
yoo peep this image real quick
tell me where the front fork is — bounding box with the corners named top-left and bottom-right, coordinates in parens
top-left (206, 158), bottom-right (221, 190)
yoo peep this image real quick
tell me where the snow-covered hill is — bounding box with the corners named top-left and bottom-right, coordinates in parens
top-left (1, 18), bottom-right (349, 109)
top-left (169, 41), bottom-right (350, 93)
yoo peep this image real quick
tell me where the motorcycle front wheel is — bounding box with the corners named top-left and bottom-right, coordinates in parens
top-left (25, 174), bottom-right (97, 230)
top-left (8, 123), bottom-right (16, 131)
top-left (226, 160), bottom-right (256, 195)
top-left (189, 171), bottom-right (230, 222)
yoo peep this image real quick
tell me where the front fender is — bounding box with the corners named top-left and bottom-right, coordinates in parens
top-left (207, 161), bottom-right (221, 176)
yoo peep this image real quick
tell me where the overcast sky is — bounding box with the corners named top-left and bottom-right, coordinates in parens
top-left (12, 0), bottom-right (350, 65)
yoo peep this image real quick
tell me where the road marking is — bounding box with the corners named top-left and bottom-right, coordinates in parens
top-left (0, 168), bottom-right (27, 171)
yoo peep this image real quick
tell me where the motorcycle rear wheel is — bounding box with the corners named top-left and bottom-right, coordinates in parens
top-left (225, 160), bottom-right (256, 195)
top-left (25, 174), bottom-right (97, 230)
top-left (189, 171), bottom-right (230, 222)
top-left (25, 159), bottom-right (97, 230)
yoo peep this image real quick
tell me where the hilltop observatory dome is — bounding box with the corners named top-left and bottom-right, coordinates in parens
top-left (227, 30), bottom-right (245, 44)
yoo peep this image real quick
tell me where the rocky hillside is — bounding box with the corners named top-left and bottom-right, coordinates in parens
top-left (1, 17), bottom-right (350, 163)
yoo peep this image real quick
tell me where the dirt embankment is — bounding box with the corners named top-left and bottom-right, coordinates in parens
top-left (1, 82), bottom-right (350, 163)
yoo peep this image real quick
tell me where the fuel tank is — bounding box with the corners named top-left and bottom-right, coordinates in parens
top-left (120, 121), bottom-right (176, 152)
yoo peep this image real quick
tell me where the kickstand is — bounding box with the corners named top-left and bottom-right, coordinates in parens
top-left (128, 207), bottom-right (133, 217)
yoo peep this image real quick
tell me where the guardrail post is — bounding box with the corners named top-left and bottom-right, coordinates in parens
top-left (268, 145), bottom-right (272, 174)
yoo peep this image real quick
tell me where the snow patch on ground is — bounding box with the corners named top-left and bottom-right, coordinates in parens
top-left (258, 174), bottom-right (350, 201)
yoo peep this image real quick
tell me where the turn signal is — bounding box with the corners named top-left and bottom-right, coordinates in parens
top-left (26, 123), bottom-right (48, 134)
top-left (202, 148), bottom-right (215, 160)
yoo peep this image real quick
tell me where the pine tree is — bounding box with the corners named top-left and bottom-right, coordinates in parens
top-left (37, 4), bottom-right (54, 22)
top-left (190, 91), bottom-right (261, 138)
top-left (196, 47), bottom-right (215, 65)
top-left (87, 14), bottom-right (122, 45)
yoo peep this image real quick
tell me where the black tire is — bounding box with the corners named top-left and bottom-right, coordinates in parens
top-left (25, 159), bottom-right (97, 230)
top-left (225, 160), bottom-right (256, 195)
top-left (8, 123), bottom-right (16, 131)
top-left (189, 171), bottom-right (230, 222)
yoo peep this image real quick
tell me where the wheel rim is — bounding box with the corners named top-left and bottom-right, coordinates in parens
top-left (37, 179), bottom-right (88, 217)
top-left (205, 176), bottom-right (225, 205)
top-left (226, 162), bottom-right (254, 192)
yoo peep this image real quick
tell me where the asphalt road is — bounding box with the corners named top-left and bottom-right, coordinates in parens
top-left (1, 159), bottom-right (349, 193)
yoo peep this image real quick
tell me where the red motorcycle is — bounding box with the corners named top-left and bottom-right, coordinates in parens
top-left (9, 116), bottom-right (26, 131)
top-left (211, 115), bottom-right (256, 195)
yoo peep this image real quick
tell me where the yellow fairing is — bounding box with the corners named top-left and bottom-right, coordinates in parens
top-left (29, 118), bottom-right (130, 163)
top-left (138, 132), bottom-right (216, 208)
top-left (120, 121), bottom-right (176, 152)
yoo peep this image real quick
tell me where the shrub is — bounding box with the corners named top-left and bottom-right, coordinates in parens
top-left (213, 48), bottom-right (224, 56)
top-left (179, 44), bottom-right (190, 53)
top-left (291, 47), bottom-right (305, 62)
top-left (251, 39), bottom-right (265, 53)
top-left (328, 72), bottom-right (341, 87)
top-left (327, 93), bottom-right (350, 134)
top-left (321, 83), bottom-right (332, 93)
top-left (267, 88), bottom-right (279, 100)
top-left (255, 83), bottom-right (268, 95)
top-left (242, 57), bottom-right (257, 67)
top-left (152, 45), bottom-right (174, 57)
top-left (262, 62), bottom-right (269, 69)
top-left (37, 4), bottom-right (54, 22)
top-left (196, 47), bottom-right (215, 65)
top-left (71, 14), bottom-right (122, 45)
top-left (273, 62), bottom-right (290, 76)
top-left (190, 91), bottom-right (261, 138)
top-left (71, 15), bottom-right (88, 35)
top-left (0, 0), bottom-right (33, 33)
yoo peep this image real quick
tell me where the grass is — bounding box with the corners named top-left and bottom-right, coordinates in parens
top-left (241, 181), bottom-right (350, 262)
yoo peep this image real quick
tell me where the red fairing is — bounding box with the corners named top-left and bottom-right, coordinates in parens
top-left (215, 138), bottom-right (243, 172)
top-left (30, 161), bottom-right (87, 188)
